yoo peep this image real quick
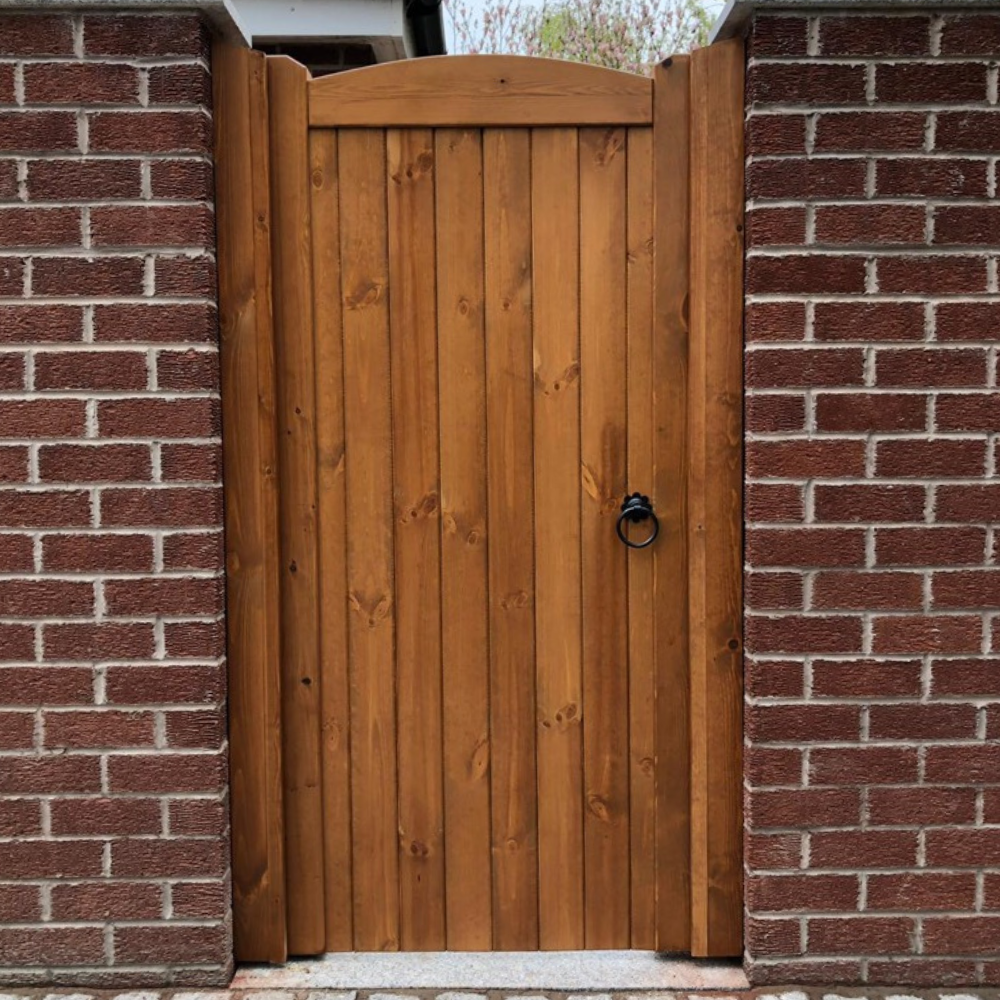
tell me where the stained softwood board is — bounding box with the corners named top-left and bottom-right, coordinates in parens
top-left (267, 55), bottom-right (326, 956)
top-left (531, 127), bottom-right (584, 951)
top-left (688, 39), bottom-right (746, 958)
top-left (580, 126), bottom-right (630, 950)
top-left (435, 128), bottom-right (493, 951)
top-left (224, 49), bottom-right (746, 960)
top-left (483, 128), bottom-right (540, 951)
top-left (214, 42), bottom-right (286, 964)
top-left (308, 128), bottom-right (354, 953)
top-left (309, 55), bottom-right (652, 127)
top-left (653, 54), bottom-right (694, 955)
top-left (339, 127), bottom-right (401, 953)
top-left (387, 127), bottom-right (447, 951)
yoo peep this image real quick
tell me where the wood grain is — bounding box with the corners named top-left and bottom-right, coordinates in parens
top-left (267, 54), bottom-right (326, 955)
top-left (531, 127), bottom-right (585, 951)
top-left (579, 125), bottom-right (629, 950)
top-left (625, 125), bottom-right (656, 951)
top-left (436, 127), bottom-right (493, 951)
top-left (484, 127), bottom-right (539, 951)
top-left (339, 127), bottom-right (401, 952)
top-left (688, 38), bottom-right (745, 958)
top-left (215, 41), bottom-right (286, 964)
top-left (387, 127), bottom-right (447, 951)
top-left (309, 127), bottom-right (354, 953)
top-left (310, 55), bottom-right (652, 127)
top-left (652, 54), bottom-right (693, 954)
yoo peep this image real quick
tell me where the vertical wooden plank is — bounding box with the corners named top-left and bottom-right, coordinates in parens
top-left (309, 127), bottom-right (354, 953)
top-left (387, 127), bottom-right (446, 951)
top-left (531, 127), bottom-right (584, 951)
top-left (579, 126), bottom-right (630, 950)
top-left (625, 125), bottom-right (656, 951)
top-left (483, 127), bottom-right (539, 951)
top-left (339, 127), bottom-right (400, 952)
top-left (436, 127), bottom-right (493, 951)
top-left (267, 55), bottom-right (326, 955)
top-left (688, 38), bottom-right (745, 958)
top-left (652, 55), bottom-right (693, 954)
top-left (215, 42), bottom-right (286, 964)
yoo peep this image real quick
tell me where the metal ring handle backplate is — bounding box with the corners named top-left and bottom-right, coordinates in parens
top-left (616, 492), bottom-right (660, 550)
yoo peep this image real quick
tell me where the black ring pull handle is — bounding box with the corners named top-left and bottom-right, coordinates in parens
top-left (616, 492), bottom-right (660, 550)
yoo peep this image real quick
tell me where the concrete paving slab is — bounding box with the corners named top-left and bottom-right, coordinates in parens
top-left (230, 953), bottom-right (748, 992)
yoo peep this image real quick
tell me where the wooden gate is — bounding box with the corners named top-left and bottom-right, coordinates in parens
top-left (215, 43), bottom-right (744, 962)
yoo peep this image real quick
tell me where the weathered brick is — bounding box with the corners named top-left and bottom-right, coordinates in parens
top-left (91, 204), bottom-right (214, 248)
top-left (0, 304), bottom-right (83, 343)
top-left (83, 13), bottom-right (209, 57)
top-left (873, 614), bottom-right (983, 654)
top-left (877, 62), bottom-right (988, 104)
top-left (814, 392), bottom-right (927, 433)
top-left (38, 443), bottom-right (152, 483)
top-left (0, 14), bottom-right (75, 56)
top-left (747, 255), bottom-right (867, 295)
top-left (936, 301), bottom-right (1000, 341)
top-left (941, 14), bottom-right (1000, 55)
top-left (49, 796), bottom-right (161, 836)
top-left (0, 112), bottom-right (77, 152)
top-left (815, 204), bottom-right (926, 245)
top-left (0, 207), bottom-right (80, 247)
top-left (876, 157), bottom-right (988, 199)
top-left (27, 158), bottom-right (142, 201)
top-left (746, 348), bottom-right (865, 388)
top-left (869, 786), bottom-right (977, 826)
top-left (815, 112), bottom-right (927, 152)
top-left (808, 916), bottom-right (914, 954)
top-left (749, 63), bottom-right (867, 106)
top-left (94, 303), bottom-right (217, 343)
top-left (50, 882), bottom-right (162, 921)
top-left (876, 527), bottom-right (986, 567)
top-left (812, 659), bottom-right (922, 698)
top-left (88, 111), bottom-right (212, 154)
top-left (745, 614), bottom-right (862, 654)
top-left (43, 622), bottom-right (155, 662)
top-left (748, 157), bottom-right (867, 199)
top-left (42, 532), bottom-right (153, 573)
top-left (24, 63), bottom-right (139, 105)
top-left (34, 350), bottom-right (148, 391)
top-left (32, 256), bottom-right (145, 297)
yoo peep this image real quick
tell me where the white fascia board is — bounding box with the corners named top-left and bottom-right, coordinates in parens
top-left (234, 0), bottom-right (406, 42)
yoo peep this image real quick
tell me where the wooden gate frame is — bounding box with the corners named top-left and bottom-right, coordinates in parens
top-left (214, 41), bottom-right (745, 963)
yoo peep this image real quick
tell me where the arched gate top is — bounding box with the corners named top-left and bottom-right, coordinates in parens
top-left (307, 54), bottom-right (654, 127)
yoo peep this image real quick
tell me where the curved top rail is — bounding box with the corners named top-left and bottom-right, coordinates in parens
top-left (308, 54), bottom-right (653, 127)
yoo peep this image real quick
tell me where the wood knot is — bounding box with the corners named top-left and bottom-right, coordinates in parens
top-left (500, 590), bottom-right (529, 611)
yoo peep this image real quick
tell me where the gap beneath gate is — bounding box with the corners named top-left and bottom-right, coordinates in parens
top-left (231, 952), bottom-right (749, 991)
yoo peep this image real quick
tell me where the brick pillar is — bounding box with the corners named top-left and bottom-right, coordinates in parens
top-left (735, 1), bottom-right (1000, 988)
top-left (0, 7), bottom-right (241, 987)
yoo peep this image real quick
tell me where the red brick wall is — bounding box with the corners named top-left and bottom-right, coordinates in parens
top-left (0, 11), bottom-right (229, 986)
top-left (745, 9), bottom-right (1000, 988)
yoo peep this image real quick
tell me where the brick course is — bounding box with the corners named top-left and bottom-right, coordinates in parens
top-left (0, 10), bottom-right (229, 987)
top-left (745, 8), bottom-right (1000, 988)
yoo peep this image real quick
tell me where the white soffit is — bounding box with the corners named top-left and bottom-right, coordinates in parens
top-left (233, 0), bottom-right (406, 45)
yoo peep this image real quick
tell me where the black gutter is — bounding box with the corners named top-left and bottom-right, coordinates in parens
top-left (405, 0), bottom-right (447, 55)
